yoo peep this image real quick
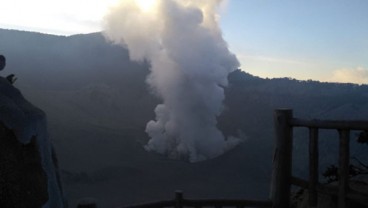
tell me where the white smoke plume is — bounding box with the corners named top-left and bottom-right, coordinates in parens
top-left (328, 67), bottom-right (368, 85)
top-left (103, 0), bottom-right (241, 162)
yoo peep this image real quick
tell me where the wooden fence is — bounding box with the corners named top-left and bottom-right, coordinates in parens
top-left (116, 191), bottom-right (272, 208)
top-left (271, 109), bottom-right (368, 208)
top-left (77, 109), bottom-right (368, 208)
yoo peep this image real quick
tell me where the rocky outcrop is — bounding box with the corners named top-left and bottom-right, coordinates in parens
top-left (0, 77), bottom-right (64, 207)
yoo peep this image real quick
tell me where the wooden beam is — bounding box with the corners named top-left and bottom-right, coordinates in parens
top-left (122, 200), bottom-right (174, 208)
top-left (271, 109), bottom-right (293, 208)
top-left (338, 130), bottom-right (350, 208)
top-left (291, 118), bottom-right (368, 131)
top-left (309, 128), bottom-right (319, 207)
top-left (183, 199), bottom-right (272, 207)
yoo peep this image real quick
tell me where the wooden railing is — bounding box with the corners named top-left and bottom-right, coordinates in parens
top-left (77, 109), bottom-right (368, 208)
top-left (271, 109), bottom-right (368, 208)
top-left (117, 191), bottom-right (272, 208)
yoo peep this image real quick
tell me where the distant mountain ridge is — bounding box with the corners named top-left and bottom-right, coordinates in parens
top-left (1, 28), bottom-right (368, 207)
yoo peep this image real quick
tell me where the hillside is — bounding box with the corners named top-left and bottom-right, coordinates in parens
top-left (1, 29), bottom-right (368, 207)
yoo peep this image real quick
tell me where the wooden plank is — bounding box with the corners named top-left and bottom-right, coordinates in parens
top-left (338, 130), bottom-right (350, 208)
top-left (122, 200), bottom-right (174, 208)
top-left (183, 199), bottom-right (272, 207)
top-left (291, 118), bottom-right (368, 131)
top-left (122, 198), bottom-right (273, 208)
top-left (309, 128), bottom-right (319, 207)
top-left (270, 109), bottom-right (293, 208)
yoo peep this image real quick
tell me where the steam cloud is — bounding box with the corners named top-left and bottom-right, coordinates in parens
top-left (104, 0), bottom-right (241, 162)
top-left (329, 67), bottom-right (368, 84)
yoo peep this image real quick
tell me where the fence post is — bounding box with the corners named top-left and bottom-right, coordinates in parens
top-left (309, 128), bottom-right (319, 207)
top-left (271, 109), bottom-right (293, 208)
top-left (338, 130), bottom-right (350, 208)
top-left (175, 190), bottom-right (183, 208)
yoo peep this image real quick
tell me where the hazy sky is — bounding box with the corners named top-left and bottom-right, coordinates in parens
top-left (0, 0), bottom-right (367, 83)
top-left (221, 0), bottom-right (368, 83)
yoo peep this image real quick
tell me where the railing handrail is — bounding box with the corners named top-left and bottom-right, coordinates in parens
top-left (291, 118), bottom-right (368, 130)
top-left (119, 200), bottom-right (174, 208)
top-left (183, 198), bottom-right (272, 207)
top-left (119, 191), bottom-right (272, 208)
top-left (123, 199), bottom-right (273, 208)
top-left (271, 109), bottom-right (368, 208)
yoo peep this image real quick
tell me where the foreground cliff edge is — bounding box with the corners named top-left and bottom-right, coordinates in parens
top-left (0, 77), bottom-right (64, 207)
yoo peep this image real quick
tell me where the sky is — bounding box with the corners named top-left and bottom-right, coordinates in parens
top-left (0, 0), bottom-right (367, 83)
